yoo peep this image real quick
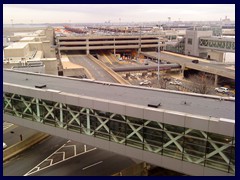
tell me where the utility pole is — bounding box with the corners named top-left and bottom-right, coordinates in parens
top-left (157, 23), bottom-right (161, 82)
top-left (137, 25), bottom-right (142, 62)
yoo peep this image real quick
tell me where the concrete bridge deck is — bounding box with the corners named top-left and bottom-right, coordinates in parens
top-left (141, 51), bottom-right (235, 79)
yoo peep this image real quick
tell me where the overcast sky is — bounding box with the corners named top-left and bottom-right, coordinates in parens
top-left (3, 4), bottom-right (235, 24)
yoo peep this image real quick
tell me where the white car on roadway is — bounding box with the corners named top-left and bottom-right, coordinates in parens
top-left (169, 80), bottom-right (182, 86)
top-left (215, 87), bottom-right (229, 93)
top-left (3, 142), bottom-right (7, 149)
top-left (139, 80), bottom-right (151, 85)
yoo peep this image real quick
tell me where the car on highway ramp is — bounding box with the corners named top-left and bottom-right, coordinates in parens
top-left (139, 80), bottom-right (151, 85)
top-left (215, 87), bottom-right (229, 93)
top-left (169, 80), bottom-right (182, 86)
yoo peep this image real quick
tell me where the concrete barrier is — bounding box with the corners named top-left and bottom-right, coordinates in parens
top-left (87, 55), bottom-right (130, 85)
top-left (3, 132), bottom-right (49, 162)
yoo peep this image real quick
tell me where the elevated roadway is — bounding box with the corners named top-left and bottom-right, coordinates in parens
top-left (112, 64), bottom-right (181, 72)
top-left (67, 54), bottom-right (129, 84)
top-left (97, 51), bottom-right (120, 68)
top-left (141, 51), bottom-right (235, 79)
top-left (68, 54), bottom-right (117, 82)
top-left (3, 70), bottom-right (235, 176)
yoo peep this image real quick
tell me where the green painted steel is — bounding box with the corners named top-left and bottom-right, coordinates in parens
top-left (199, 38), bottom-right (235, 52)
top-left (3, 92), bottom-right (235, 174)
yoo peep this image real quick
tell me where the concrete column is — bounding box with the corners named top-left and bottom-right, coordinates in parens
top-left (58, 49), bottom-right (61, 58)
top-left (86, 38), bottom-right (89, 55)
top-left (181, 64), bottom-right (185, 78)
top-left (114, 37), bottom-right (116, 55)
top-left (214, 74), bottom-right (218, 86)
top-left (86, 49), bottom-right (90, 55)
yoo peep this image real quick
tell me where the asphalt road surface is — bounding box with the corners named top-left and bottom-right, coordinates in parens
top-left (27, 148), bottom-right (135, 176)
top-left (142, 51), bottom-right (235, 79)
top-left (68, 55), bottom-right (117, 82)
top-left (3, 124), bottom-right (38, 147)
top-left (3, 135), bottom-right (136, 176)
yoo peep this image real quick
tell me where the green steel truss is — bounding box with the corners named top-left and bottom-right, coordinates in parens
top-left (3, 92), bottom-right (235, 174)
top-left (199, 38), bottom-right (235, 52)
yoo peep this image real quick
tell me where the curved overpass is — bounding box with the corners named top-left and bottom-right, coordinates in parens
top-left (141, 51), bottom-right (235, 80)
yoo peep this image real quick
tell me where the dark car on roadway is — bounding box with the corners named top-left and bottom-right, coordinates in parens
top-left (192, 59), bottom-right (199, 64)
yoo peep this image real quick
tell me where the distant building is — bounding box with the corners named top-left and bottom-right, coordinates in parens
top-left (184, 28), bottom-right (212, 57)
top-left (3, 27), bottom-right (58, 75)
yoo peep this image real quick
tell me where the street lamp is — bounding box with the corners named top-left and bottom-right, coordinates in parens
top-left (157, 23), bottom-right (161, 82)
top-left (137, 25), bottom-right (142, 62)
top-left (158, 41), bottom-right (160, 81)
top-left (10, 131), bottom-right (23, 141)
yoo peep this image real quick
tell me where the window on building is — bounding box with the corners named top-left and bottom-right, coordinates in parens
top-left (188, 38), bottom-right (192, 45)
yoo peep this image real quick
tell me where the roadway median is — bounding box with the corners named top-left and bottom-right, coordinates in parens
top-left (3, 132), bottom-right (49, 162)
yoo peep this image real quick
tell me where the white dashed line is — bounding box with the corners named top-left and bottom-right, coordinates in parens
top-left (82, 161), bottom-right (103, 170)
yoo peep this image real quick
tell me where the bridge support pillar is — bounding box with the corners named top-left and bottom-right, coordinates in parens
top-left (214, 74), bottom-right (218, 86)
top-left (86, 38), bottom-right (89, 55)
top-left (86, 49), bottom-right (90, 55)
top-left (58, 49), bottom-right (61, 58)
top-left (181, 64), bottom-right (185, 78)
top-left (113, 37), bottom-right (116, 55)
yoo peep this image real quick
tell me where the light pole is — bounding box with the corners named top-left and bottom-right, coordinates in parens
top-left (158, 41), bottom-right (160, 81)
top-left (157, 23), bottom-right (161, 82)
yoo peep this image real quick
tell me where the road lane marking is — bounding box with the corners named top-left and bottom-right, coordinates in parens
top-left (3, 122), bottom-right (14, 131)
top-left (24, 141), bottom-right (96, 176)
top-left (24, 147), bottom-right (97, 176)
top-left (82, 161), bottom-right (103, 170)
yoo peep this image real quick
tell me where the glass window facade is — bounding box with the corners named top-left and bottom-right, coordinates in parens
top-left (187, 38), bottom-right (192, 45)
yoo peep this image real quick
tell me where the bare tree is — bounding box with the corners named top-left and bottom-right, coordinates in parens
top-left (159, 76), bottom-right (172, 89)
top-left (188, 73), bottom-right (214, 94)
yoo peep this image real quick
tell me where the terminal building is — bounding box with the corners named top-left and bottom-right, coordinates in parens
top-left (3, 27), bottom-right (58, 75)
top-left (166, 27), bottom-right (235, 63)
